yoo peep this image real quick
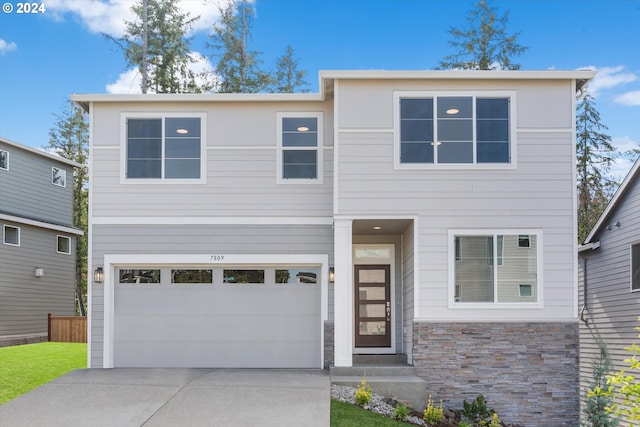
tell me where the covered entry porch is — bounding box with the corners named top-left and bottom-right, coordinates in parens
top-left (332, 217), bottom-right (417, 367)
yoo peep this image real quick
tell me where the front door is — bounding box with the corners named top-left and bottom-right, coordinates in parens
top-left (354, 265), bottom-right (391, 348)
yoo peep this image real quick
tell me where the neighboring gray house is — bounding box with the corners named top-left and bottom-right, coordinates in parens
top-left (0, 137), bottom-right (83, 346)
top-left (579, 156), bottom-right (640, 427)
top-left (72, 69), bottom-right (593, 426)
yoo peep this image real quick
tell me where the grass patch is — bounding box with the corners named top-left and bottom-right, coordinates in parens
top-left (0, 342), bottom-right (87, 405)
top-left (331, 399), bottom-right (410, 426)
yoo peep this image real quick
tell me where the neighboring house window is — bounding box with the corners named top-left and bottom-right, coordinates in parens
top-left (451, 231), bottom-right (541, 304)
top-left (277, 112), bottom-right (323, 183)
top-left (3, 225), bottom-right (20, 246)
top-left (632, 243), bottom-right (640, 292)
top-left (124, 114), bottom-right (204, 181)
top-left (0, 150), bottom-right (8, 170)
top-left (57, 235), bottom-right (71, 254)
top-left (52, 166), bottom-right (66, 187)
top-left (396, 92), bottom-right (514, 167)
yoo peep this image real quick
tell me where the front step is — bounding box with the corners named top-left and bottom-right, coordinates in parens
top-left (330, 355), bottom-right (427, 411)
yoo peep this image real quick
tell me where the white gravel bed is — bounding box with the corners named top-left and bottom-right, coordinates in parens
top-left (331, 384), bottom-right (427, 426)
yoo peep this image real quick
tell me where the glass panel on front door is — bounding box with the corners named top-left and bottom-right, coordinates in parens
top-left (355, 265), bottom-right (391, 348)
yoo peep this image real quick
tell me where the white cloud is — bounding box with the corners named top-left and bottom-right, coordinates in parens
top-left (106, 51), bottom-right (215, 93)
top-left (45, 0), bottom-right (230, 37)
top-left (0, 39), bottom-right (17, 55)
top-left (610, 136), bottom-right (640, 182)
top-left (580, 65), bottom-right (638, 96)
top-left (615, 90), bottom-right (640, 106)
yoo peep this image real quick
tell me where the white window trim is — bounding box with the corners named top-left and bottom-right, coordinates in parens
top-left (393, 90), bottom-right (517, 170)
top-left (448, 229), bottom-right (543, 309)
top-left (120, 112), bottom-right (207, 185)
top-left (57, 235), bottom-right (71, 255)
top-left (0, 149), bottom-right (8, 171)
top-left (3, 225), bottom-right (20, 246)
top-left (52, 166), bottom-right (66, 187)
top-left (631, 242), bottom-right (640, 293)
top-left (276, 112), bottom-right (324, 184)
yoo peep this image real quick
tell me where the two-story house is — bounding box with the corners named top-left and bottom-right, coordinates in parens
top-left (72, 69), bottom-right (594, 426)
top-left (0, 137), bottom-right (83, 346)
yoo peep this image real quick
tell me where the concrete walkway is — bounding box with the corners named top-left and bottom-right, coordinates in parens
top-left (0, 368), bottom-right (330, 427)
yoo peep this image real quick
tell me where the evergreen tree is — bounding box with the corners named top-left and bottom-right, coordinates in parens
top-left (582, 341), bottom-right (618, 427)
top-left (438, 0), bottom-right (528, 70)
top-left (107, 0), bottom-right (210, 93)
top-left (272, 45), bottom-right (309, 93)
top-left (47, 101), bottom-right (89, 315)
top-left (577, 92), bottom-right (617, 243)
top-left (208, 0), bottom-right (270, 93)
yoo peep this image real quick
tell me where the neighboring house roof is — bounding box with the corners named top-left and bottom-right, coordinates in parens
top-left (0, 136), bottom-right (83, 168)
top-left (0, 211), bottom-right (83, 236)
top-left (71, 69), bottom-right (596, 112)
top-left (581, 155), bottom-right (640, 248)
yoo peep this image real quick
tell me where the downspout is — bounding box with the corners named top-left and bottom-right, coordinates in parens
top-left (579, 256), bottom-right (588, 324)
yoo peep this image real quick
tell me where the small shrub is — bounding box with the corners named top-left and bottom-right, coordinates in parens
top-left (423, 395), bottom-right (444, 425)
top-left (462, 394), bottom-right (495, 426)
top-left (459, 422), bottom-right (473, 427)
top-left (394, 404), bottom-right (409, 421)
top-left (488, 412), bottom-right (502, 427)
top-left (354, 379), bottom-right (372, 406)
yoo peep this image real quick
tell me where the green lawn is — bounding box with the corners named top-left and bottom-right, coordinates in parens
top-left (331, 399), bottom-right (411, 426)
top-left (0, 342), bottom-right (87, 405)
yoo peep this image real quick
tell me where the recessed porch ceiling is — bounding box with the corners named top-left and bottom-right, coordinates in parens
top-left (352, 219), bottom-right (413, 235)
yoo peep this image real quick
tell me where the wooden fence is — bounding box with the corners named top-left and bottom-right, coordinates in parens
top-left (48, 314), bottom-right (87, 343)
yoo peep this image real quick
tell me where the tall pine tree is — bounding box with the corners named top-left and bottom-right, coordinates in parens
top-left (438, 0), bottom-right (528, 70)
top-left (272, 45), bottom-right (309, 93)
top-left (576, 92), bottom-right (617, 243)
top-left (47, 101), bottom-right (89, 315)
top-left (107, 0), bottom-right (210, 93)
top-left (208, 0), bottom-right (270, 93)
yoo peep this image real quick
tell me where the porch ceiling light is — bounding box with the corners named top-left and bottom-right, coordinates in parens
top-left (373, 226), bottom-right (382, 230)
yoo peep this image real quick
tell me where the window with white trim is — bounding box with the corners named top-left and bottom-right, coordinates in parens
top-left (0, 150), bottom-right (8, 170)
top-left (396, 92), bottom-right (513, 166)
top-left (57, 235), bottom-right (71, 254)
top-left (3, 225), bottom-right (20, 246)
top-left (277, 112), bottom-right (323, 183)
top-left (452, 231), bottom-right (540, 304)
top-left (52, 166), bottom-right (66, 187)
top-left (632, 243), bottom-right (640, 292)
top-left (124, 114), bottom-right (204, 181)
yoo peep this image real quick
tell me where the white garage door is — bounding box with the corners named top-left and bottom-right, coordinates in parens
top-left (113, 266), bottom-right (322, 368)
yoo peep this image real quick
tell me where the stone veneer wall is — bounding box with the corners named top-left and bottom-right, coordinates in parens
top-left (413, 322), bottom-right (578, 427)
top-left (324, 321), bottom-right (334, 368)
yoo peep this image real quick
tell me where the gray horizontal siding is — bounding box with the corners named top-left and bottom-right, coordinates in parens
top-left (579, 175), bottom-right (640, 427)
top-left (0, 223), bottom-right (76, 336)
top-left (0, 141), bottom-right (74, 226)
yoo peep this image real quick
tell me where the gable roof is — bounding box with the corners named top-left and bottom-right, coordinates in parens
top-left (0, 136), bottom-right (83, 168)
top-left (583, 155), bottom-right (640, 245)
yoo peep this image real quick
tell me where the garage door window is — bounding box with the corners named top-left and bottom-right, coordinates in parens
top-left (276, 268), bottom-right (319, 284)
top-left (171, 269), bottom-right (213, 284)
top-left (119, 269), bottom-right (161, 284)
top-left (223, 269), bottom-right (265, 284)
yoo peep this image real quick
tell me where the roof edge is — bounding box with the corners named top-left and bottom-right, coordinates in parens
top-left (0, 137), bottom-right (83, 168)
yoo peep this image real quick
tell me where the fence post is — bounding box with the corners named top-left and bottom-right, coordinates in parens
top-left (47, 313), bottom-right (52, 342)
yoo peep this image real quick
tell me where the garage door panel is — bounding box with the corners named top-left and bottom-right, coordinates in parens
top-left (114, 268), bottom-right (322, 368)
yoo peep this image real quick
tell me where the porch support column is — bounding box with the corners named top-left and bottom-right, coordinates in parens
top-left (334, 219), bottom-right (353, 367)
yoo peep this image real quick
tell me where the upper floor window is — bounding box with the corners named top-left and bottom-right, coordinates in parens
top-left (632, 243), bottom-right (640, 292)
top-left (0, 150), bottom-right (8, 170)
top-left (395, 92), bottom-right (514, 168)
top-left (57, 235), bottom-right (71, 255)
top-left (52, 166), bottom-right (66, 187)
top-left (3, 225), bottom-right (20, 246)
top-left (277, 112), bottom-right (323, 184)
top-left (450, 231), bottom-right (542, 306)
top-left (123, 114), bottom-right (205, 182)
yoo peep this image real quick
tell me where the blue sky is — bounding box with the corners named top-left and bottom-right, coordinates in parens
top-left (1, 0), bottom-right (639, 179)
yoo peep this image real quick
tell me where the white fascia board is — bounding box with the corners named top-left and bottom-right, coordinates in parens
top-left (0, 136), bottom-right (83, 168)
top-left (0, 213), bottom-right (83, 235)
top-left (319, 69), bottom-right (596, 82)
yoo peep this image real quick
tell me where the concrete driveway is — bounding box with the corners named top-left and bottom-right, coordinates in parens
top-left (0, 368), bottom-right (330, 427)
